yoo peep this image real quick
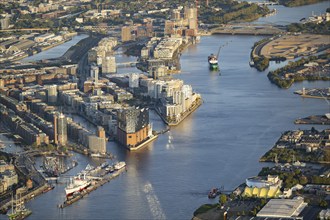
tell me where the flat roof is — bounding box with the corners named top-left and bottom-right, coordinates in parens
top-left (257, 198), bottom-right (307, 218)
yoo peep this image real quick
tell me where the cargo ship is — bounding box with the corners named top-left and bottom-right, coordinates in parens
top-left (208, 54), bottom-right (218, 70)
top-left (208, 43), bottom-right (229, 70)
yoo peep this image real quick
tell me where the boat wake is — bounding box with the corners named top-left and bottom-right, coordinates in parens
top-left (143, 182), bottom-right (166, 220)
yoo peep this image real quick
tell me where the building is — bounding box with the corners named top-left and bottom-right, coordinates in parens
top-left (0, 160), bottom-right (18, 194)
top-left (129, 73), bottom-right (140, 88)
top-left (121, 26), bottom-right (132, 42)
top-left (34, 33), bottom-right (55, 43)
top-left (7, 39), bottom-right (35, 53)
top-left (319, 209), bottom-right (330, 220)
top-left (102, 56), bottom-right (116, 74)
top-left (243, 175), bottom-right (282, 198)
top-left (54, 113), bottom-right (67, 146)
top-left (88, 127), bottom-right (106, 154)
top-left (117, 107), bottom-right (151, 149)
top-left (45, 85), bottom-right (58, 104)
top-left (90, 64), bottom-right (99, 84)
top-left (0, 15), bottom-right (10, 30)
top-left (257, 197), bottom-right (307, 219)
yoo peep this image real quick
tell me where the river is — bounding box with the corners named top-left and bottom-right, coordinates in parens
top-left (1, 1), bottom-right (329, 220)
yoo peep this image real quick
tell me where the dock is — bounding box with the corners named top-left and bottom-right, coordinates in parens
top-left (58, 168), bottom-right (126, 209)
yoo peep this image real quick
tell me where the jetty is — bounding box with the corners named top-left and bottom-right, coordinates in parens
top-left (58, 166), bottom-right (126, 209)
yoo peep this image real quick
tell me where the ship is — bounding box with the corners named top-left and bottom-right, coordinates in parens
top-left (8, 193), bottom-right (32, 220)
top-left (114, 161), bottom-right (126, 170)
top-left (208, 54), bottom-right (218, 70)
top-left (208, 42), bottom-right (229, 70)
top-left (65, 174), bottom-right (91, 197)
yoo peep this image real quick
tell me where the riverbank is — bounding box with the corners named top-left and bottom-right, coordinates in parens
top-left (259, 128), bottom-right (330, 164)
top-left (295, 115), bottom-right (330, 125)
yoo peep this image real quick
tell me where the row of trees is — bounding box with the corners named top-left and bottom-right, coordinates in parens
top-left (202, 2), bottom-right (269, 24)
top-left (253, 56), bottom-right (269, 71)
top-left (278, 0), bottom-right (327, 7)
top-left (287, 21), bottom-right (330, 34)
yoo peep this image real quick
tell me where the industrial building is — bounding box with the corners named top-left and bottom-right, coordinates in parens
top-left (257, 197), bottom-right (307, 219)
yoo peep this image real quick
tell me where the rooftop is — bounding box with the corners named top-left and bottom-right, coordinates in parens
top-left (257, 197), bottom-right (307, 218)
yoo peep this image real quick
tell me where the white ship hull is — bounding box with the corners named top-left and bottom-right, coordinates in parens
top-left (65, 179), bottom-right (90, 196)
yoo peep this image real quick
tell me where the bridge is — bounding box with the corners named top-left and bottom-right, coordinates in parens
top-left (116, 61), bottom-right (138, 68)
top-left (236, 0), bottom-right (279, 5)
top-left (253, 1), bottom-right (279, 6)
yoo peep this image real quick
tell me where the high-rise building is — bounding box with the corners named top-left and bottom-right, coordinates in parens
top-left (117, 107), bottom-right (150, 149)
top-left (90, 64), bottom-right (99, 84)
top-left (121, 26), bottom-right (132, 42)
top-left (57, 113), bottom-right (67, 146)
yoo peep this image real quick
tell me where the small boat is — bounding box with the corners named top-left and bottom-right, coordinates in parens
top-left (114, 161), bottom-right (126, 170)
top-left (208, 188), bottom-right (219, 199)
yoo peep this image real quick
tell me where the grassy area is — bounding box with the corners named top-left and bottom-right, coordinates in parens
top-left (193, 204), bottom-right (218, 216)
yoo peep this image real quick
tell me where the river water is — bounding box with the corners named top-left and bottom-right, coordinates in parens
top-left (1, 2), bottom-right (329, 220)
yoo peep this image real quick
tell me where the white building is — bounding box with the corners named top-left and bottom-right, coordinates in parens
top-left (102, 56), bottom-right (116, 74)
top-left (129, 73), bottom-right (140, 88)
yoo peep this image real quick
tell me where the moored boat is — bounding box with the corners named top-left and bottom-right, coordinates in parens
top-left (65, 174), bottom-right (91, 197)
top-left (114, 161), bottom-right (126, 170)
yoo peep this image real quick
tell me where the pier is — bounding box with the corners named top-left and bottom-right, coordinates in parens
top-left (58, 168), bottom-right (126, 209)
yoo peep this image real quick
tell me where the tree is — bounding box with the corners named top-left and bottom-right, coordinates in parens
top-left (219, 194), bottom-right (227, 205)
top-left (319, 200), bottom-right (328, 208)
